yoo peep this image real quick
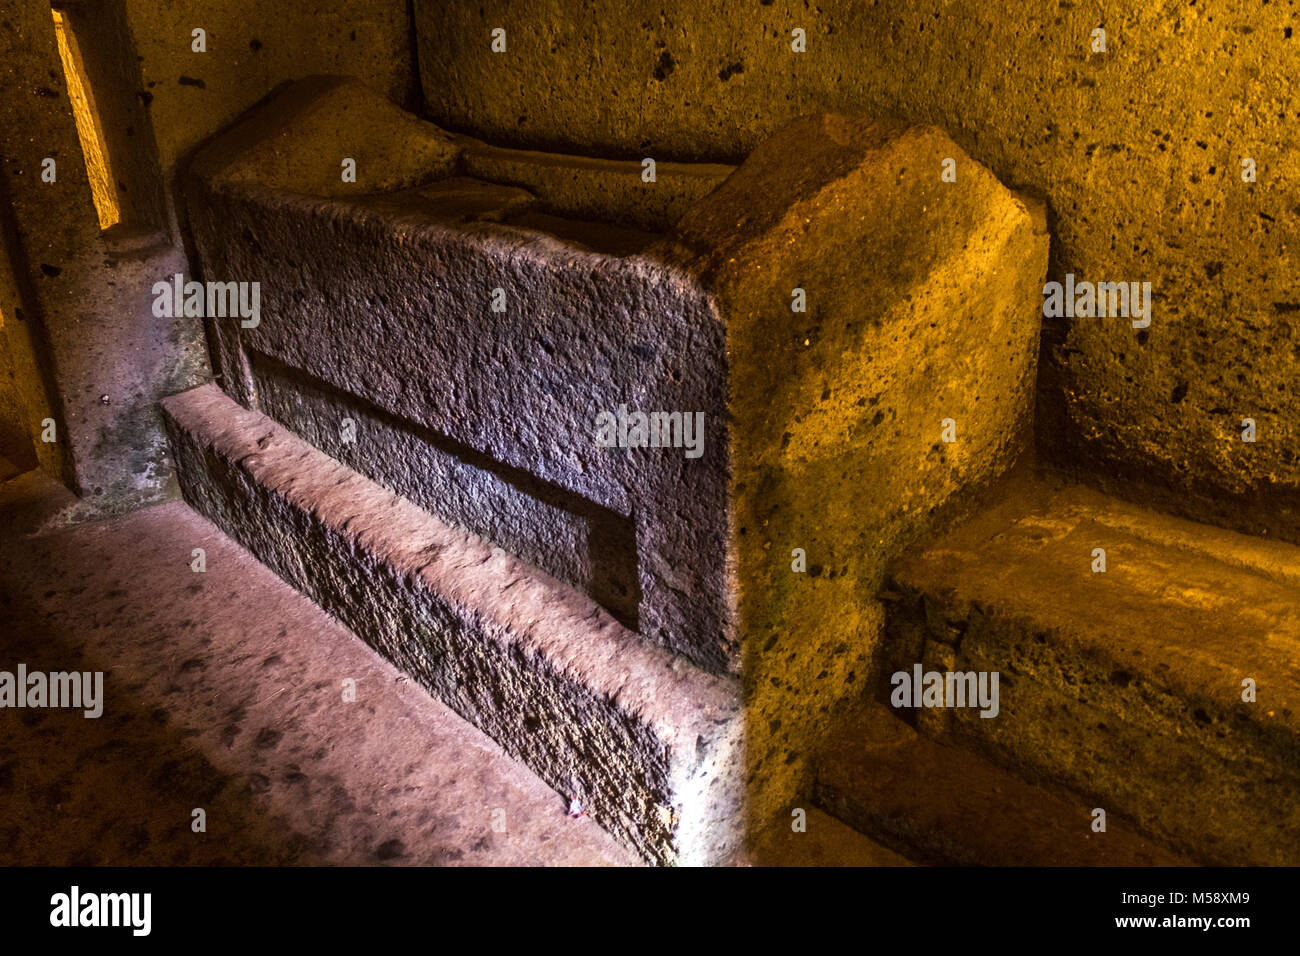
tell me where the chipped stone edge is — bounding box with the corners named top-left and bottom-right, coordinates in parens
top-left (162, 383), bottom-right (744, 865)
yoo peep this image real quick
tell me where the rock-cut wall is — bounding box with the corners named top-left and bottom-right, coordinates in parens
top-left (412, 0), bottom-right (1300, 541)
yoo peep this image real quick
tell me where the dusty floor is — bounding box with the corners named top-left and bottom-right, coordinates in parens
top-left (0, 468), bottom-right (635, 866)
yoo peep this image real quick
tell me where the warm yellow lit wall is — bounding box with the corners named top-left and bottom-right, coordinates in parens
top-left (122, 0), bottom-right (417, 177)
top-left (414, 0), bottom-right (1300, 541)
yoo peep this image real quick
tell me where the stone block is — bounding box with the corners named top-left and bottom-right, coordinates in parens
top-left (883, 472), bottom-right (1300, 864)
top-left (659, 113), bottom-right (1048, 820)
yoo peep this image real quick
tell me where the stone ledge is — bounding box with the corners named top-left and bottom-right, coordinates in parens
top-left (162, 383), bottom-right (743, 865)
top-left (883, 469), bottom-right (1300, 864)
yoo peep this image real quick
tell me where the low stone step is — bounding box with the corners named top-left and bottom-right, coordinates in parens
top-left (881, 469), bottom-right (1300, 864)
top-left (813, 704), bottom-right (1185, 866)
top-left (161, 384), bottom-right (743, 866)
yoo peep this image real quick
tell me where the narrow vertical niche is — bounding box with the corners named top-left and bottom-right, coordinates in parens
top-left (49, 1), bottom-right (169, 245)
top-left (51, 7), bottom-right (119, 229)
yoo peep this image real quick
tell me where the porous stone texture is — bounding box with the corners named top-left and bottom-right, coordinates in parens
top-left (194, 76), bottom-right (460, 199)
top-left (186, 77), bottom-right (736, 674)
top-left (250, 352), bottom-right (643, 631)
top-left (0, 468), bottom-right (636, 866)
top-left (0, 2), bottom-right (211, 514)
top-left (162, 384), bottom-right (745, 866)
top-left (0, 1), bottom-right (422, 520)
top-left (882, 469), bottom-right (1300, 865)
top-left (413, 0), bottom-right (1300, 542)
top-left (660, 114), bottom-right (1048, 830)
top-left (749, 806), bottom-right (912, 867)
top-left (123, 0), bottom-right (418, 236)
top-left (0, 295), bottom-right (41, 473)
top-left (814, 703), bottom-right (1184, 866)
top-left (183, 81), bottom-right (1047, 843)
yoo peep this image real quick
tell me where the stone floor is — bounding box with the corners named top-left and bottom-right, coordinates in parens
top-left (0, 468), bottom-right (635, 866)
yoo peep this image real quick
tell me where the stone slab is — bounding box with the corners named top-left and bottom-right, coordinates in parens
top-left (658, 113), bottom-right (1049, 825)
top-left (161, 384), bottom-right (744, 865)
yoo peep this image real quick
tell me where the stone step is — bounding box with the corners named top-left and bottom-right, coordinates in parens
top-left (813, 704), bottom-right (1185, 866)
top-left (880, 469), bottom-right (1300, 865)
top-left (161, 384), bottom-right (743, 866)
